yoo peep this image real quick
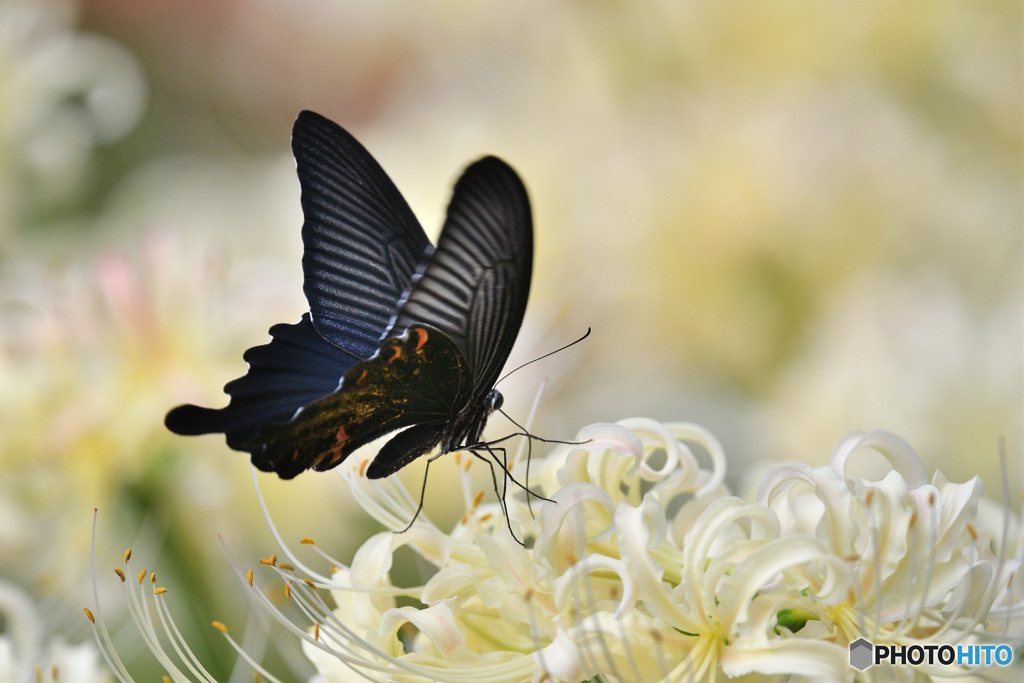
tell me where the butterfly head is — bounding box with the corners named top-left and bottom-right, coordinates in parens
top-left (487, 389), bottom-right (504, 413)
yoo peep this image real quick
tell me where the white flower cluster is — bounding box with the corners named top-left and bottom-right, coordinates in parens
top-left (270, 421), bottom-right (1023, 681)
top-left (90, 419), bottom-right (1022, 682)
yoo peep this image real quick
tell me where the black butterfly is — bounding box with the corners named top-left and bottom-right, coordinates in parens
top-left (166, 111), bottom-right (532, 480)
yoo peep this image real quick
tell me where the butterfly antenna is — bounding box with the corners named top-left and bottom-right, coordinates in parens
top-left (498, 409), bottom-right (530, 438)
top-left (495, 328), bottom-right (591, 386)
top-left (479, 427), bottom-right (584, 450)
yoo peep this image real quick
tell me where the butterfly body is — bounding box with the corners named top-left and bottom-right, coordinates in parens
top-left (251, 323), bottom-right (495, 479)
top-left (166, 111), bottom-right (532, 480)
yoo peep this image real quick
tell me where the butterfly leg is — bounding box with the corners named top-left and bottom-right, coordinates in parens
top-left (395, 456), bottom-right (436, 534)
top-left (465, 448), bottom-right (525, 546)
top-left (472, 429), bottom-right (585, 514)
top-left (395, 445), bottom-right (465, 534)
top-left (467, 441), bottom-right (555, 506)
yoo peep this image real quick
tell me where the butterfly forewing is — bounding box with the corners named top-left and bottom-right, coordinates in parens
top-left (389, 156), bottom-right (532, 396)
top-left (295, 111), bottom-right (431, 358)
top-left (248, 325), bottom-right (471, 479)
top-left (166, 113), bottom-right (430, 447)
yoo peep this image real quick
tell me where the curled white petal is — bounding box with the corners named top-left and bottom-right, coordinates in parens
top-left (721, 638), bottom-right (847, 680)
top-left (378, 601), bottom-right (466, 659)
top-left (533, 482), bottom-right (617, 579)
top-left (533, 629), bottom-right (582, 683)
top-left (664, 421), bottom-right (728, 496)
top-left (719, 536), bottom-right (853, 632)
top-left (758, 462), bottom-right (856, 555)
top-left (830, 430), bottom-right (928, 489)
top-left (555, 554), bottom-right (635, 621)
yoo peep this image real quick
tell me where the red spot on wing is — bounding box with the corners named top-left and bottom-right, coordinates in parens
top-left (356, 369), bottom-right (368, 385)
top-left (413, 327), bottom-right (429, 351)
top-left (388, 344), bottom-right (403, 363)
top-left (328, 425), bottom-right (350, 464)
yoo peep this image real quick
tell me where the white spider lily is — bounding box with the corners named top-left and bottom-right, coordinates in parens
top-left (759, 430), bottom-right (1023, 679)
top-left (88, 421), bottom-right (1023, 682)
top-left (258, 420), bottom-right (857, 681)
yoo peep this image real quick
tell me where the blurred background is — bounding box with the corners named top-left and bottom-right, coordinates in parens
top-left (1, 0), bottom-right (1020, 678)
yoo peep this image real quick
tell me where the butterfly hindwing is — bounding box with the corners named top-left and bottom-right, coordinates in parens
top-left (365, 422), bottom-right (447, 479)
top-left (164, 314), bottom-right (353, 449)
top-left (248, 324), bottom-right (471, 479)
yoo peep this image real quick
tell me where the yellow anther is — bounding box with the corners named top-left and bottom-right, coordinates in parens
top-left (212, 621), bottom-right (229, 634)
top-left (284, 581), bottom-right (291, 599)
top-left (83, 607), bottom-right (95, 623)
top-left (150, 572), bottom-right (156, 584)
top-left (314, 622), bottom-right (320, 641)
top-left (137, 570), bottom-right (146, 585)
top-left (124, 549), bottom-right (132, 563)
top-left (278, 563), bottom-right (295, 571)
top-left (472, 490), bottom-right (485, 509)
top-left (300, 537), bottom-right (315, 545)
top-left (114, 568), bottom-right (126, 582)
top-left (247, 569), bottom-right (253, 586)
top-left (154, 587), bottom-right (167, 595)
